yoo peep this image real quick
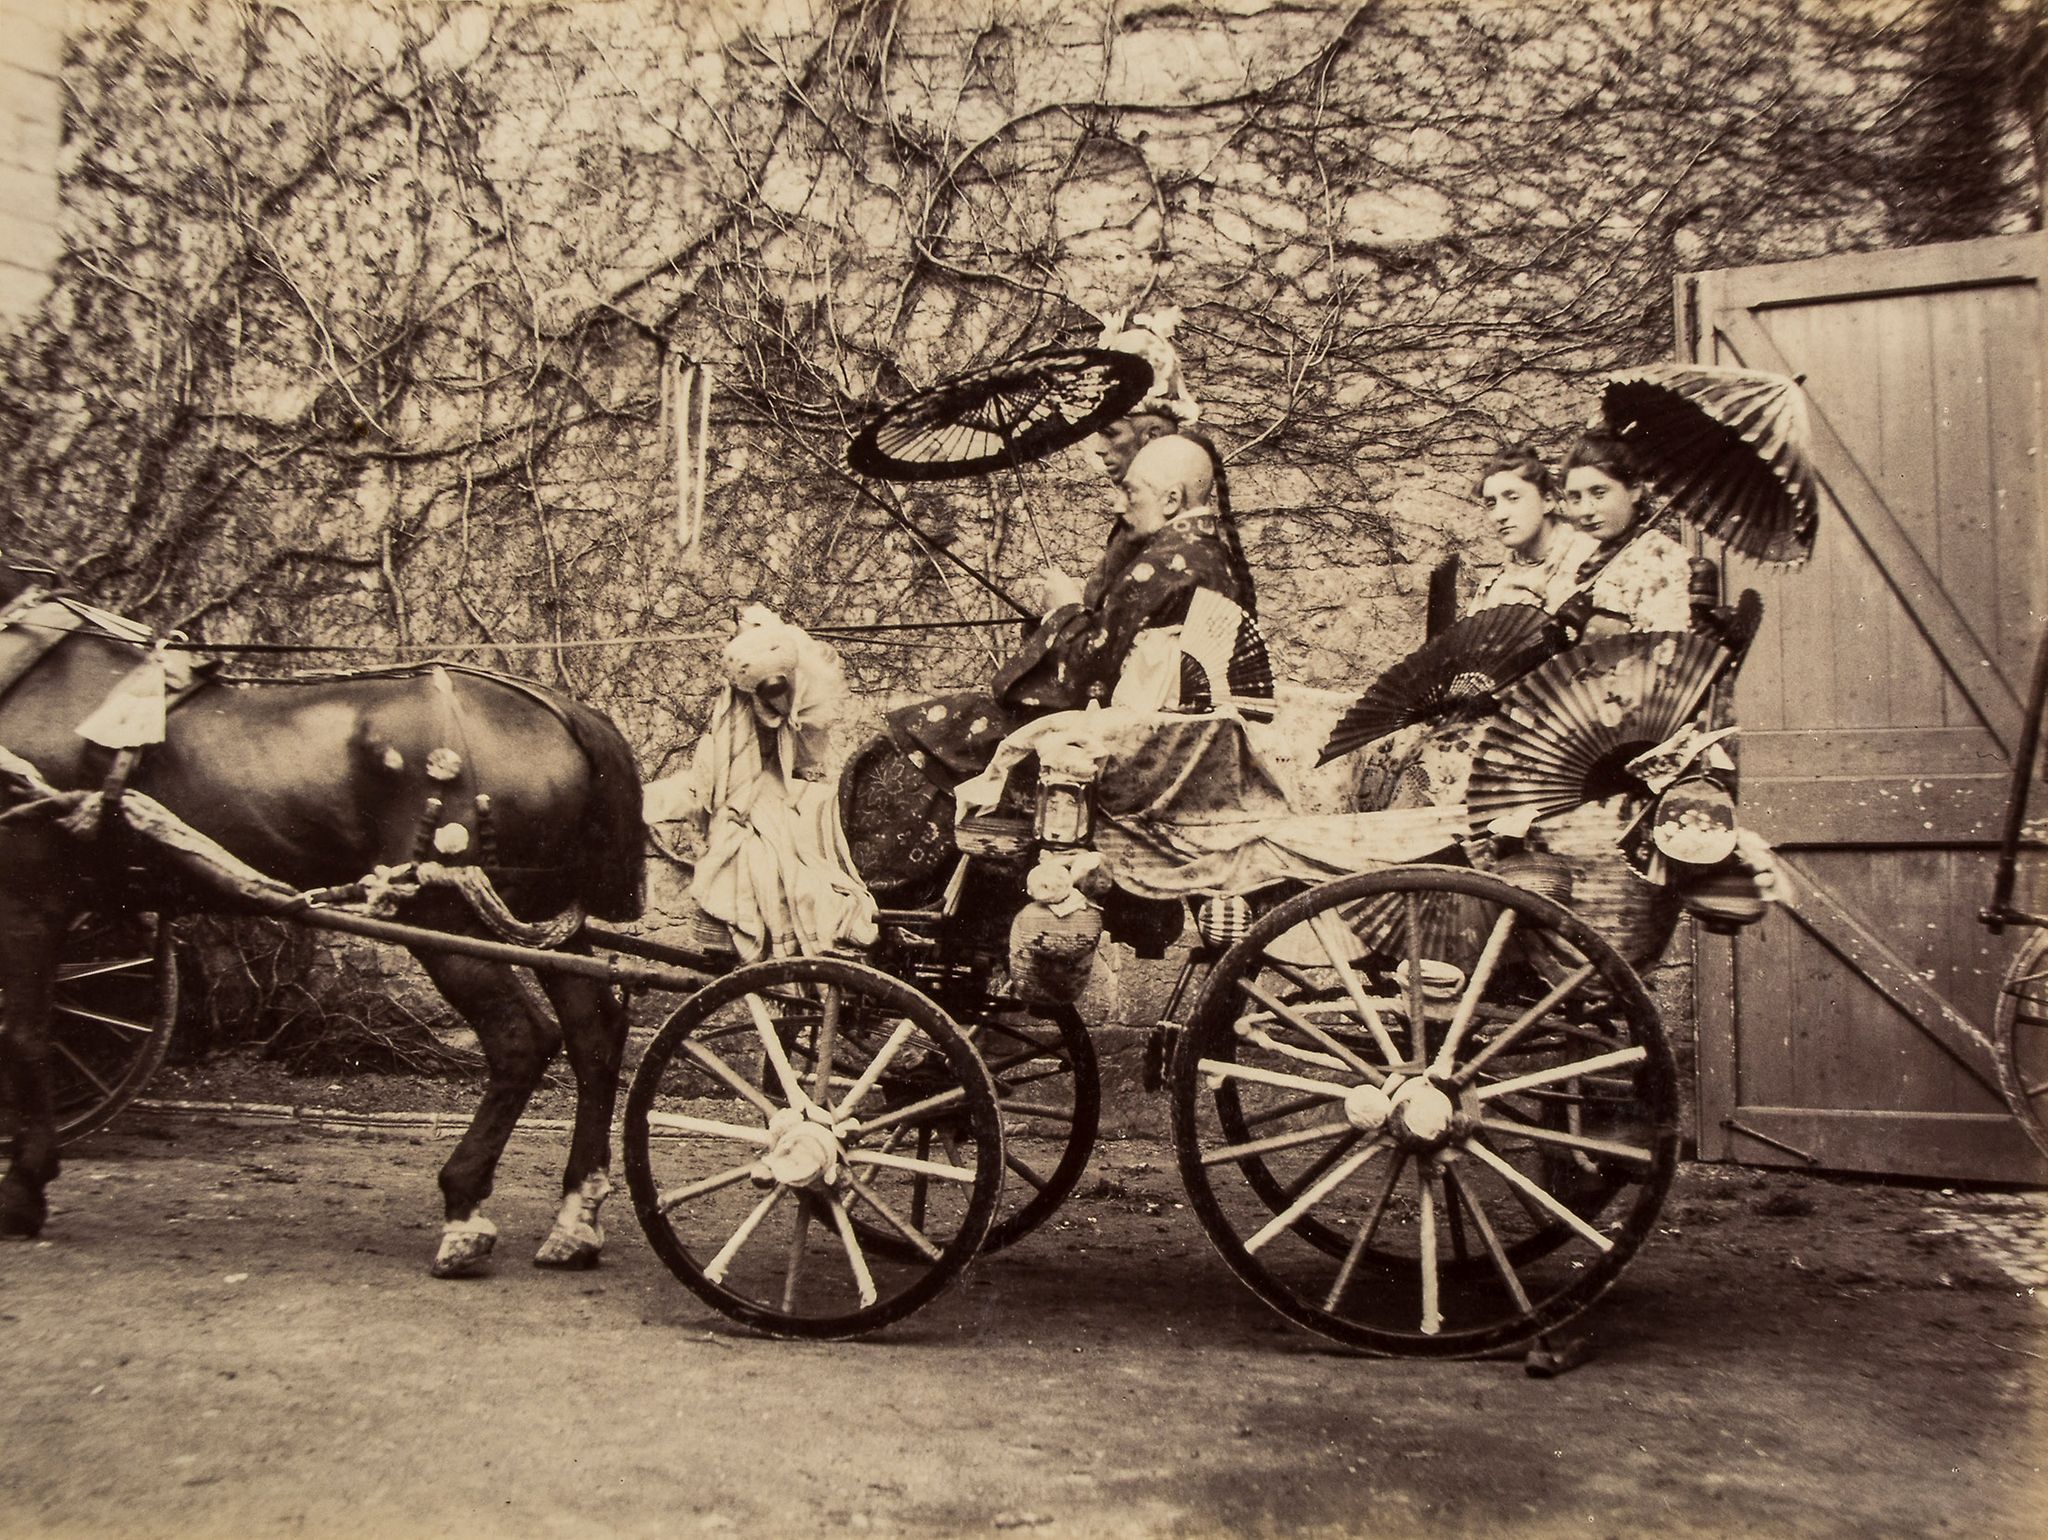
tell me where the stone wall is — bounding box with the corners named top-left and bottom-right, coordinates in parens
top-left (0, 0), bottom-right (2037, 1088)
top-left (0, 0), bottom-right (65, 330)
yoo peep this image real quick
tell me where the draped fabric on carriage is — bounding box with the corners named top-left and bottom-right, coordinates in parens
top-left (954, 707), bottom-right (1472, 899)
top-left (647, 608), bottom-right (879, 961)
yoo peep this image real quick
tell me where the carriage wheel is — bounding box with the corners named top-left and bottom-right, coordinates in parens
top-left (13, 911), bottom-right (179, 1147)
top-left (1171, 865), bottom-right (1678, 1358)
top-left (623, 958), bottom-right (1003, 1339)
top-left (1996, 928), bottom-right (2048, 1160)
top-left (961, 1003), bottom-right (1099, 1252)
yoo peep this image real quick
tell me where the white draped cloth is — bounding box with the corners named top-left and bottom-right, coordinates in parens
top-left (650, 609), bottom-right (877, 960)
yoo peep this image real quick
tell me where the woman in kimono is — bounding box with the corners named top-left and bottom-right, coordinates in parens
top-left (1353, 444), bottom-right (1592, 812)
top-left (1475, 444), bottom-right (1597, 614)
top-left (1558, 428), bottom-right (1693, 640)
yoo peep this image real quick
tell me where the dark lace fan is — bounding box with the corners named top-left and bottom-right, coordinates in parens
top-left (1468, 632), bottom-right (1731, 831)
top-left (1318, 605), bottom-right (1566, 765)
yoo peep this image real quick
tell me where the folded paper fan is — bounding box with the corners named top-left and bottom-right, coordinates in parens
top-left (1469, 632), bottom-right (1730, 832)
top-left (1318, 605), bottom-right (1566, 765)
top-left (1601, 364), bottom-right (1818, 566)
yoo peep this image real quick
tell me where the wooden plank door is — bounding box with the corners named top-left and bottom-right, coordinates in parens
top-left (1686, 233), bottom-right (2048, 1183)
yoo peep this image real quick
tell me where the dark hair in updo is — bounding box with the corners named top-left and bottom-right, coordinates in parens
top-left (1175, 427), bottom-right (1257, 617)
top-left (1562, 428), bottom-right (1647, 488)
top-left (1471, 443), bottom-right (1556, 501)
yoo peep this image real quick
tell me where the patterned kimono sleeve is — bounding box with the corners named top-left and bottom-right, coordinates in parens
top-left (996, 544), bottom-right (1203, 714)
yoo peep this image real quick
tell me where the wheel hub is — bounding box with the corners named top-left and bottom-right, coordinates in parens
top-left (754, 1107), bottom-right (843, 1189)
top-left (1387, 1077), bottom-right (1461, 1152)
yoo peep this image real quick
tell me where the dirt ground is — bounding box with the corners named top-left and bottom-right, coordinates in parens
top-left (3, 1061), bottom-right (2045, 1540)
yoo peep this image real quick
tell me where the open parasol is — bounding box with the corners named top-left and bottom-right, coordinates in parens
top-left (847, 347), bottom-right (1154, 482)
top-left (1468, 631), bottom-right (1731, 833)
top-left (1318, 604), bottom-right (1567, 765)
top-left (1601, 363), bottom-right (1819, 565)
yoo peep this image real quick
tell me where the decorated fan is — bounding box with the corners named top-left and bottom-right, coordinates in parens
top-left (1469, 632), bottom-right (1730, 833)
top-left (1601, 364), bottom-right (1819, 566)
top-left (1318, 605), bottom-right (1567, 765)
top-left (846, 347), bottom-right (1154, 482)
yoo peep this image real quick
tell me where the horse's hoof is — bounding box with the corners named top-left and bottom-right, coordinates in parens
top-left (0, 1180), bottom-right (46, 1240)
top-left (532, 1225), bottom-right (603, 1270)
top-left (528, 1236), bottom-right (598, 1269)
top-left (429, 1214), bottom-right (497, 1278)
top-left (533, 1172), bottom-right (610, 1270)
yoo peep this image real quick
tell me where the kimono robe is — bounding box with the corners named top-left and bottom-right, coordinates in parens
top-left (887, 510), bottom-right (1265, 788)
top-left (1575, 526), bottom-right (1693, 641)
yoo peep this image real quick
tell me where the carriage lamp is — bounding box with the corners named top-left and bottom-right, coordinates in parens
top-left (1033, 770), bottom-right (1095, 848)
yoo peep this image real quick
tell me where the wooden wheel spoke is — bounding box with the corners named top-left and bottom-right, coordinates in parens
top-left (1201, 1119), bottom-right (1354, 1167)
top-left (679, 1038), bottom-right (779, 1116)
top-left (1281, 1129), bottom-right (1363, 1200)
top-left (1245, 1140), bottom-right (1387, 1255)
top-left (843, 1172), bottom-right (944, 1262)
top-left (50, 1002), bottom-right (155, 1037)
top-left (1445, 1164), bottom-right (1534, 1314)
top-left (1242, 1091), bottom-right (1330, 1128)
top-left (847, 1086), bottom-right (967, 1138)
top-left (53, 1039), bottom-right (114, 1096)
top-left (846, 1147), bottom-right (981, 1184)
top-left (1305, 911), bottom-right (1405, 1068)
top-left (1238, 978), bottom-right (1388, 1084)
top-left (1323, 1153), bottom-right (1407, 1311)
top-left (657, 1160), bottom-right (760, 1214)
top-left (1454, 966), bottom-right (1599, 1086)
top-left (835, 1023), bottom-right (925, 1122)
top-left (1476, 1116), bottom-right (1653, 1165)
top-left (1198, 1056), bottom-right (1353, 1101)
top-left (810, 985), bottom-right (843, 1105)
top-left (997, 1099), bottom-right (1075, 1124)
top-left (703, 1187), bottom-right (785, 1285)
top-left (1430, 909), bottom-right (1517, 1076)
top-left (54, 954), bottom-right (152, 985)
top-left (1417, 1161), bottom-right (1441, 1335)
top-left (646, 1111), bottom-right (773, 1147)
top-left (823, 1194), bottom-right (882, 1308)
top-left (1474, 1045), bottom-right (1646, 1102)
top-left (1464, 1141), bottom-right (1615, 1253)
top-left (1004, 1150), bottom-right (1049, 1192)
top-left (744, 993), bottom-right (814, 1111)
top-left (781, 1198), bottom-right (813, 1312)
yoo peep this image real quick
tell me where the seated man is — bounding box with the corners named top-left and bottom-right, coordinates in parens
top-left (887, 432), bottom-right (1269, 788)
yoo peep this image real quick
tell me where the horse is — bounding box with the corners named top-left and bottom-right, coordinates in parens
top-left (0, 563), bottom-right (647, 1277)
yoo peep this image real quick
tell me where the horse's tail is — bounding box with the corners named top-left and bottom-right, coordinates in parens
top-left (550, 693), bottom-right (647, 922)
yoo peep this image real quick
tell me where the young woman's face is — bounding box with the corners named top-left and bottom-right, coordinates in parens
top-left (1481, 471), bottom-right (1552, 556)
top-left (1563, 465), bottom-right (1640, 542)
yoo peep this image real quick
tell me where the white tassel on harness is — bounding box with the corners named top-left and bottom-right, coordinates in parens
top-left (669, 357), bottom-right (712, 557)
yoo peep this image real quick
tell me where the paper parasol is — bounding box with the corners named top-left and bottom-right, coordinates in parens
top-left (1601, 363), bottom-right (1819, 565)
top-left (1318, 604), bottom-right (1568, 765)
top-left (1469, 631), bottom-right (1730, 833)
top-left (846, 347), bottom-right (1154, 482)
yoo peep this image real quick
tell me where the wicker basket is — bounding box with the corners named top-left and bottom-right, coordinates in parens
top-left (1008, 900), bottom-right (1104, 1006)
top-left (674, 898), bottom-right (738, 958)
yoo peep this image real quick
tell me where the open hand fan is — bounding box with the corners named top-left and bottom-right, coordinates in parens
top-left (1469, 632), bottom-right (1730, 831)
top-left (1318, 605), bottom-right (1566, 765)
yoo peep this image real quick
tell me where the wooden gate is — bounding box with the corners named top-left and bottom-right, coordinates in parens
top-left (1685, 232), bottom-right (2048, 1183)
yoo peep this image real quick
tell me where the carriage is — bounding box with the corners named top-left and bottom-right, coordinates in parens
top-left (16, 351), bottom-right (2032, 1361)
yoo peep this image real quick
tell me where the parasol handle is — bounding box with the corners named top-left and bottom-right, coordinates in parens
top-left (845, 477), bottom-right (1036, 622)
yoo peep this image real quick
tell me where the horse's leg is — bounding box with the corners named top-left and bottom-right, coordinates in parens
top-left (531, 969), bottom-right (629, 1270)
top-left (410, 947), bottom-right (561, 1278)
top-left (0, 898), bottom-right (63, 1239)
